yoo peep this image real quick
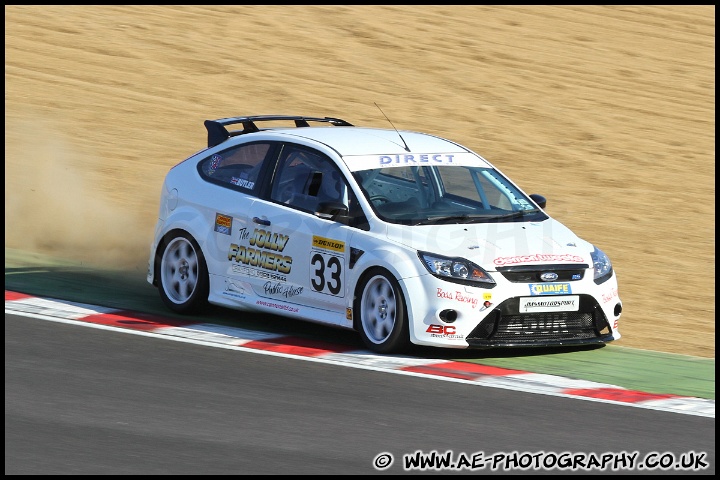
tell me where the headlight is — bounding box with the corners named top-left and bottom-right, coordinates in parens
top-left (418, 251), bottom-right (496, 287)
top-left (590, 245), bottom-right (613, 284)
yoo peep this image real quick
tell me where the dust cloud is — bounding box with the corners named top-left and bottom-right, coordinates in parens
top-left (5, 118), bottom-right (154, 272)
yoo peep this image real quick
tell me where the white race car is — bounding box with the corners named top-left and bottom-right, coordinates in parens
top-left (147, 115), bottom-right (622, 353)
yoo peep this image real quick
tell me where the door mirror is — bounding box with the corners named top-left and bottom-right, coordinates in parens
top-left (529, 194), bottom-right (546, 209)
top-left (316, 201), bottom-right (349, 220)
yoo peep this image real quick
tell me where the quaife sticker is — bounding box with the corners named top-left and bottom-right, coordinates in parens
top-left (529, 283), bottom-right (572, 295)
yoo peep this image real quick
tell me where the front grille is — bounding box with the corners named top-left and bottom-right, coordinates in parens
top-left (466, 295), bottom-right (613, 347)
top-left (496, 264), bottom-right (589, 283)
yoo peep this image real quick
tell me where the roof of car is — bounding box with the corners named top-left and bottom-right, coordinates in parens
top-left (269, 127), bottom-right (471, 156)
top-left (204, 115), bottom-right (472, 157)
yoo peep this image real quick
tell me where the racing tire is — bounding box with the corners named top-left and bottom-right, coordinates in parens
top-left (355, 268), bottom-right (410, 353)
top-left (157, 231), bottom-right (209, 314)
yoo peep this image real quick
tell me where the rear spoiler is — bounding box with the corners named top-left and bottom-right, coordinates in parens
top-left (204, 115), bottom-right (354, 148)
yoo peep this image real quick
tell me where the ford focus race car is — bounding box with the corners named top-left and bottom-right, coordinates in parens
top-left (147, 115), bottom-right (622, 353)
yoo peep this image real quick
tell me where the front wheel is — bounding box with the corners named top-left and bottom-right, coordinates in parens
top-left (355, 268), bottom-right (410, 353)
top-left (157, 232), bottom-right (209, 314)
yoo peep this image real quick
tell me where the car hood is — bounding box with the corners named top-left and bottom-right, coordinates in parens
top-left (385, 218), bottom-right (594, 271)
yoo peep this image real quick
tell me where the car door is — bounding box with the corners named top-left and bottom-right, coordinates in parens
top-left (238, 144), bottom-right (357, 326)
top-left (196, 141), bottom-right (279, 304)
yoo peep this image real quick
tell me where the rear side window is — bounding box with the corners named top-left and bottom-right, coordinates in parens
top-left (199, 142), bottom-right (273, 192)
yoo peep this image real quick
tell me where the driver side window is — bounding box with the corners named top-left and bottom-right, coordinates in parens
top-left (271, 146), bottom-right (348, 213)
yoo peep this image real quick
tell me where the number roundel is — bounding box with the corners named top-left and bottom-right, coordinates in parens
top-left (310, 252), bottom-right (342, 296)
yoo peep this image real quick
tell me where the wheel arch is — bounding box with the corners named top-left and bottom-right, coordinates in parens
top-left (352, 265), bottom-right (396, 332)
top-left (155, 228), bottom-right (210, 314)
top-left (348, 245), bottom-right (418, 332)
top-left (153, 227), bottom-right (201, 285)
top-left (151, 205), bottom-right (214, 283)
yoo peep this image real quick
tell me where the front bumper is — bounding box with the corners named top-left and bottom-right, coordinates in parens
top-left (465, 294), bottom-right (615, 348)
top-left (402, 268), bottom-right (621, 349)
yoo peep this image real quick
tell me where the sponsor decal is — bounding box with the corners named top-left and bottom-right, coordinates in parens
top-left (529, 283), bottom-right (572, 295)
top-left (263, 281), bottom-right (303, 298)
top-left (436, 287), bottom-right (479, 309)
top-left (209, 154), bottom-right (222, 172)
top-left (232, 264), bottom-right (287, 282)
top-left (519, 295), bottom-right (579, 313)
top-left (426, 324), bottom-right (464, 339)
top-left (229, 244), bottom-right (292, 274)
top-left (494, 254), bottom-right (585, 266)
top-left (230, 177), bottom-right (255, 189)
top-left (517, 199), bottom-right (533, 209)
top-left (482, 292), bottom-right (492, 301)
top-left (343, 152), bottom-right (488, 171)
top-left (379, 154), bottom-right (456, 165)
top-left (214, 213), bottom-right (232, 235)
top-left (242, 227), bottom-right (290, 251)
top-left (602, 287), bottom-right (619, 303)
top-left (222, 280), bottom-right (247, 300)
top-left (222, 290), bottom-right (246, 300)
top-left (228, 227), bottom-right (292, 274)
top-left (256, 299), bottom-right (299, 313)
top-left (346, 307), bottom-right (353, 320)
top-left (312, 235), bottom-right (345, 253)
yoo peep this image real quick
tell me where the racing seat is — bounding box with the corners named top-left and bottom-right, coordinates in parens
top-left (316, 170), bottom-right (344, 204)
top-left (283, 166), bottom-right (322, 212)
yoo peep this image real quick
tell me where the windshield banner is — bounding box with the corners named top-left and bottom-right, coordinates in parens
top-left (342, 152), bottom-right (490, 172)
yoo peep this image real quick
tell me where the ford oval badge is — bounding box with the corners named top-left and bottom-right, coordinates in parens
top-left (540, 272), bottom-right (559, 282)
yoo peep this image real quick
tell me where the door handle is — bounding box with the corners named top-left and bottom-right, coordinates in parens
top-left (253, 216), bottom-right (271, 226)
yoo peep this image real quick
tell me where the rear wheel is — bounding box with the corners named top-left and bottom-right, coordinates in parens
top-left (355, 268), bottom-right (410, 353)
top-left (157, 232), bottom-right (209, 314)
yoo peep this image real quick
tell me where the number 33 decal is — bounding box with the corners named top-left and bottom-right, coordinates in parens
top-left (310, 252), bottom-right (343, 296)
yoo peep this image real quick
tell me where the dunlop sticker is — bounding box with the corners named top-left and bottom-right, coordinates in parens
top-left (312, 235), bottom-right (345, 253)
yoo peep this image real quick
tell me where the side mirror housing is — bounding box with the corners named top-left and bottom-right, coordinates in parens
top-left (316, 201), bottom-right (349, 220)
top-left (529, 194), bottom-right (547, 209)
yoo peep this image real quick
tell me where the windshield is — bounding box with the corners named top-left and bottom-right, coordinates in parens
top-left (353, 165), bottom-right (548, 225)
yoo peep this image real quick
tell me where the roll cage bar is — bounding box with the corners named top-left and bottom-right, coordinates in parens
top-left (204, 115), bottom-right (354, 148)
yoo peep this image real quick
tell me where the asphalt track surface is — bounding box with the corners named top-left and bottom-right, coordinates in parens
top-left (4, 313), bottom-right (715, 475)
top-left (4, 250), bottom-right (716, 474)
